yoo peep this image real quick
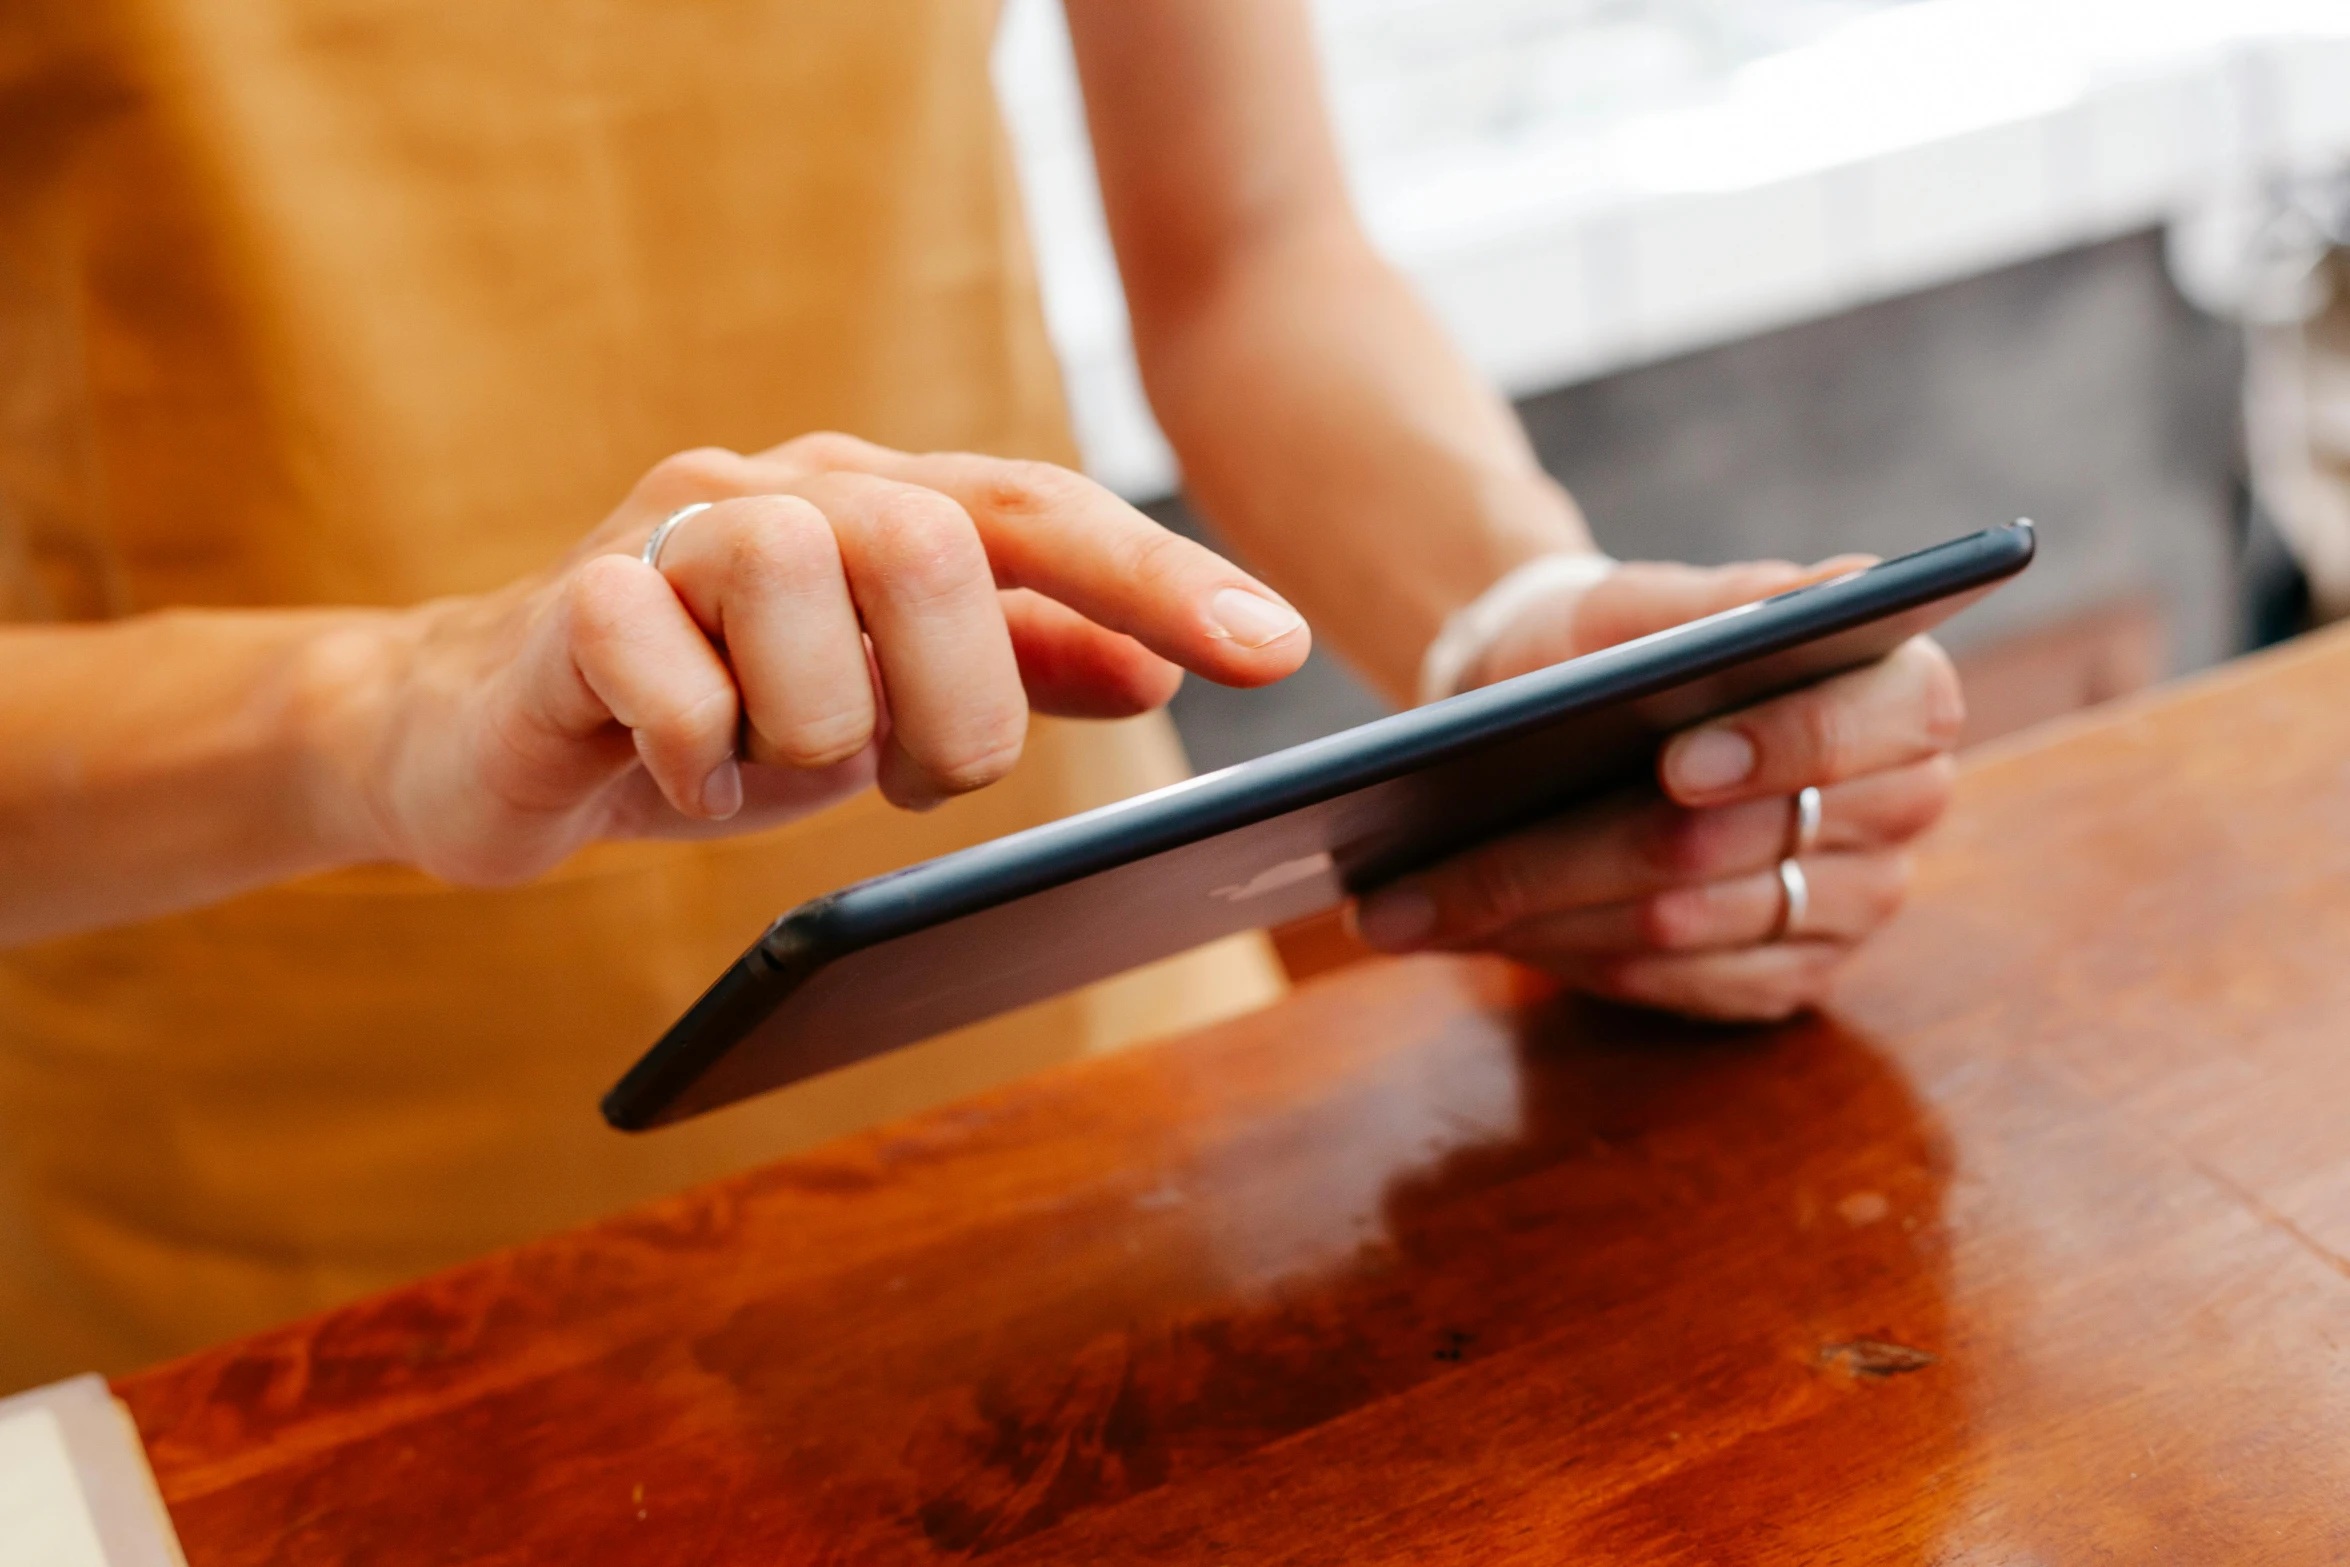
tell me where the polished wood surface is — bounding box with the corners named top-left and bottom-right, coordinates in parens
top-left (118, 627), bottom-right (2350, 1562)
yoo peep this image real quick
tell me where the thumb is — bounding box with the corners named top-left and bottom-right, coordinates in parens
top-left (1569, 555), bottom-right (1876, 654)
top-left (1474, 555), bottom-right (1877, 687)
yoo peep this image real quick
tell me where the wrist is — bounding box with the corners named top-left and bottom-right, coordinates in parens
top-left (285, 608), bottom-right (419, 870)
top-left (1416, 551), bottom-right (1616, 705)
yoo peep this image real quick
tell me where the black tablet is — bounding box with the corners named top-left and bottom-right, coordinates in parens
top-left (605, 520), bottom-right (2034, 1129)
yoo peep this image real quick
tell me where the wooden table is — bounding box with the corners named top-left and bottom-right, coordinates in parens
top-left (118, 628), bottom-right (2350, 1563)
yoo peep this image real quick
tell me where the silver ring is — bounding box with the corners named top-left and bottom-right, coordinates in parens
top-left (1788, 785), bottom-right (1823, 857)
top-left (1772, 858), bottom-right (1810, 941)
top-left (641, 502), bottom-right (713, 571)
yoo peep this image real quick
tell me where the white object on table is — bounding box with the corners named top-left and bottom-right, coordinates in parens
top-left (0, 1377), bottom-right (184, 1567)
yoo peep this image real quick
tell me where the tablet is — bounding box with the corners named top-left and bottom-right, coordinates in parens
top-left (605, 520), bottom-right (2034, 1129)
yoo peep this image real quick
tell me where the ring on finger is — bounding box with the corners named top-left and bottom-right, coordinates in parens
top-left (1786, 784), bottom-right (1823, 857)
top-left (1771, 857), bottom-right (1810, 941)
top-left (641, 502), bottom-right (714, 571)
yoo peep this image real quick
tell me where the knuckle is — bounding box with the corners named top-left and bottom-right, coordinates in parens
top-left (623, 682), bottom-right (735, 769)
top-left (866, 489), bottom-right (984, 599)
top-left (642, 446), bottom-right (743, 505)
top-left (565, 555), bottom-right (643, 640)
top-left (716, 497), bottom-right (833, 593)
top-left (1112, 522), bottom-right (1199, 594)
top-left (976, 458), bottom-right (1082, 519)
top-left (778, 430), bottom-right (871, 471)
top-left (768, 707), bottom-right (876, 770)
top-left (666, 682), bottom-right (738, 746)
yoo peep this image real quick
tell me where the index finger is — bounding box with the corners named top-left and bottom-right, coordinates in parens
top-left (766, 434), bottom-right (1310, 688)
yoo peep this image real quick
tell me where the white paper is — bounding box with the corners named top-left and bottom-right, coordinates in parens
top-left (0, 1378), bottom-right (183, 1567)
top-left (0, 1407), bottom-right (108, 1567)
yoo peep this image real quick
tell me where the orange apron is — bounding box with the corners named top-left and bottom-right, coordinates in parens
top-left (0, 0), bottom-right (1281, 1391)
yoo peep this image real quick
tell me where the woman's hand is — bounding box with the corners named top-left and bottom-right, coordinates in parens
top-left (1350, 559), bottom-right (1962, 1022)
top-left (317, 434), bottom-right (1310, 886)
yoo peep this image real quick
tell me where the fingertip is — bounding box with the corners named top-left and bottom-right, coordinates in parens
top-left (1196, 589), bottom-right (1311, 687)
top-left (1206, 587), bottom-right (1306, 651)
top-left (874, 727), bottom-right (1024, 813)
top-left (1662, 725), bottom-right (1757, 802)
top-left (701, 757), bottom-right (744, 820)
top-left (873, 742), bottom-right (950, 813)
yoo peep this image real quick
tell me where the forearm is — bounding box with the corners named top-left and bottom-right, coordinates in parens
top-left (0, 610), bottom-right (390, 947)
top-left (1134, 220), bottom-right (1592, 699)
top-left (1066, 0), bottom-right (1589, 700)
top-left (0, 437), bottom-right (1314, 946)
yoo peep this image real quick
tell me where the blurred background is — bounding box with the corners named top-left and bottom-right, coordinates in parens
top-left (995, 0), bottom-right (2350, 771)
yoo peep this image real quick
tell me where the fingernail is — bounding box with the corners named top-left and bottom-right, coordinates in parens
top-left (701, 757), bottom-right (743, 820)
top-left (1207, 587), bottom-right (1305, 649)
top-left (1668, 727), bottom-right (1755, 794)
top-left (1353, 886), bottom-right (1437, 952)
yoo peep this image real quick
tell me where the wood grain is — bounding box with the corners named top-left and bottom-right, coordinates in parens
top-left (117, 624), bottom-right (2350, 1563)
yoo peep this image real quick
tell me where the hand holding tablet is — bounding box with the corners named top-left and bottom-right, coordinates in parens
top-left (1353, 556), bottom-right (1966, 1021)
top-left (607, 522), bottom-right (2031, 1129)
